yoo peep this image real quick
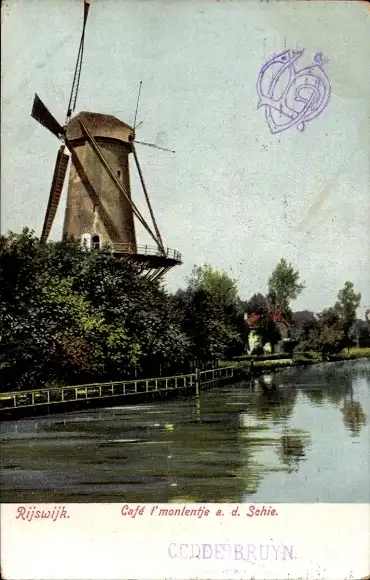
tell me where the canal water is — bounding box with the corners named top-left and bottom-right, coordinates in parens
top-left (1, 359), bottom-right (369, 503)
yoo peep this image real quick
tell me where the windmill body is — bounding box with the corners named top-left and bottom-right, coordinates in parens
top-left (31, 0), bottom-right (181, 281)
top-left (63, 112), bottom-right (137, 253)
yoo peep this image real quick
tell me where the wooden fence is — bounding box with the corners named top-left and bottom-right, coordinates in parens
top-left (0, 366), bottom-right (234, 416)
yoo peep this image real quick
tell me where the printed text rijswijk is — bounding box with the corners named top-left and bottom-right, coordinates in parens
top-left (16, 506), bottom-right (69, 522)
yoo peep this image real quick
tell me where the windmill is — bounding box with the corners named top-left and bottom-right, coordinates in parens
top-left (31, 0), bottom-right (181, 281)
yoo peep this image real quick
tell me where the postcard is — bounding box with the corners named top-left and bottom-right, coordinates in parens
top-left (1, 0), bottom-right (369, 578)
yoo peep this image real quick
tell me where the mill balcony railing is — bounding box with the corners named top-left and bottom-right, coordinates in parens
top-left (109, 243), bottom-right (182, 262)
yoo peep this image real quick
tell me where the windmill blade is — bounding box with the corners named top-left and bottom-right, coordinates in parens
top-left (40, 146), bottom-right (70, 243)
top-left (133, 81), bottom-right (143, 130)
top-left (65, 0), bottom-right (93, 122)
top-left (134, 140), bottom-right (175, 153)
top-left (31, 93), bottom-right (64, 139)
top-left (131, 143), bottom-right (165, 253)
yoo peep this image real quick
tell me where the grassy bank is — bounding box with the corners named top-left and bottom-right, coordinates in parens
top-left (220, 358), bottom-right (294, 376)
top-left (221, 347), bottom-right (370, 377)
top-left (343, 347), bottom-right (370, 358)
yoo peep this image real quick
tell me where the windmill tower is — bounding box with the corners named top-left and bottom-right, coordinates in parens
top-left (31, 0), bottom-right (181, 281)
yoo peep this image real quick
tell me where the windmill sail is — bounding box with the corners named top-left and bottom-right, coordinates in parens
top-left (31, 94), bottom-right (64, 139)
top-left (135, 139), bottom-right (175, 153)
top-left (40, 147), bottom-right (70, 242)
top-left (131, 143), bottom-right (165, 252)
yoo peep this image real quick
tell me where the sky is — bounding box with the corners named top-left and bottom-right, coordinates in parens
top-left (1, 0), bottom-right (370, 314)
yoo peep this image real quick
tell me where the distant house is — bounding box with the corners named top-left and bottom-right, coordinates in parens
top-left (245, 312), bottom-right (291, 353)
top-left (247, 312), bottom-right (290, 337)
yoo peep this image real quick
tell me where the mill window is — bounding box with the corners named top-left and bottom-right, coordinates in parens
top-left (92, 235), bottom-right (100, 249)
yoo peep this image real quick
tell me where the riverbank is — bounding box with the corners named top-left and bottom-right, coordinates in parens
top-left (1, 348), bottom-right (369, 420)
top-left (221, 347), bottom-right (370, 378)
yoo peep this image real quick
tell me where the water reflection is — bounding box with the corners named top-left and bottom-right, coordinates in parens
top-left (341, 401), bottom-right (367, 437)
top-left (302, 367), bottom-right (353, 407)
top-left (299, 362), bottom-right (368, 437)
top-left (250, 375), bottom-right (297, 423)
top-left (0, 359), bottom-right (369, 502)
top-left (279, 428), bottom-right (311, 473)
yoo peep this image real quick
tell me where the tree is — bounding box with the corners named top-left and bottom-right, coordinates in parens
top-left (244, 293), bottom-right (269, 315)
top-left (187, 264), bottom-right (238, 307)
top-left (334, 281), bottom-right (361, 347)
top-left (292, 310), bottom-right (318, 345)
top-left (301, 307), bottom-right (344, 355)
top-left (176, 264), bottom-right (247, 360)
top-left (175, 289), bottom-right (226, 360)
top-left (0, 229), bottom-right (59, 387)
top-left (335, 281), bottom-right (361, 324)
top-left (292, 310), bottom-right (316, 330)
top-left (268, 259), bottom-right (305, 315)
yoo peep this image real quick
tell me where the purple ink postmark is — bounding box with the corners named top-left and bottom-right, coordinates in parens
top-left (257, 49), bottom-right (331, 134)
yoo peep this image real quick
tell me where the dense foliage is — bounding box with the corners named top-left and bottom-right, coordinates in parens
top-left (0, 231), bottom-right (367, 391)
top-left (296, 284), bottom-right (365, 354)
top-left (0, 233), bottom-right (248, 390)
top-left (0, 230), bottom-right (190, 390)
top-left (175, 265), bottom-right (248, 360)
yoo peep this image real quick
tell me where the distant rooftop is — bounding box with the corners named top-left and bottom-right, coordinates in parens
top-left (247, 312), bottom-right (286, 327)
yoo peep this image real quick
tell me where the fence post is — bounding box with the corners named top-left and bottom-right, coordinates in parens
top-left (195, 367), bottom-right (200, 396)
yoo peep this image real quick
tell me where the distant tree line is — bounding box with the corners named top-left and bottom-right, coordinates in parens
top-left (241, 260), bottom-right (367, 356)
top-left (0, 230), bottom-right (368, 391)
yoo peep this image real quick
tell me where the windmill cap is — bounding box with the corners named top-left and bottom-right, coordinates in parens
top-left (66, 111), bottom-right (135, 143)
